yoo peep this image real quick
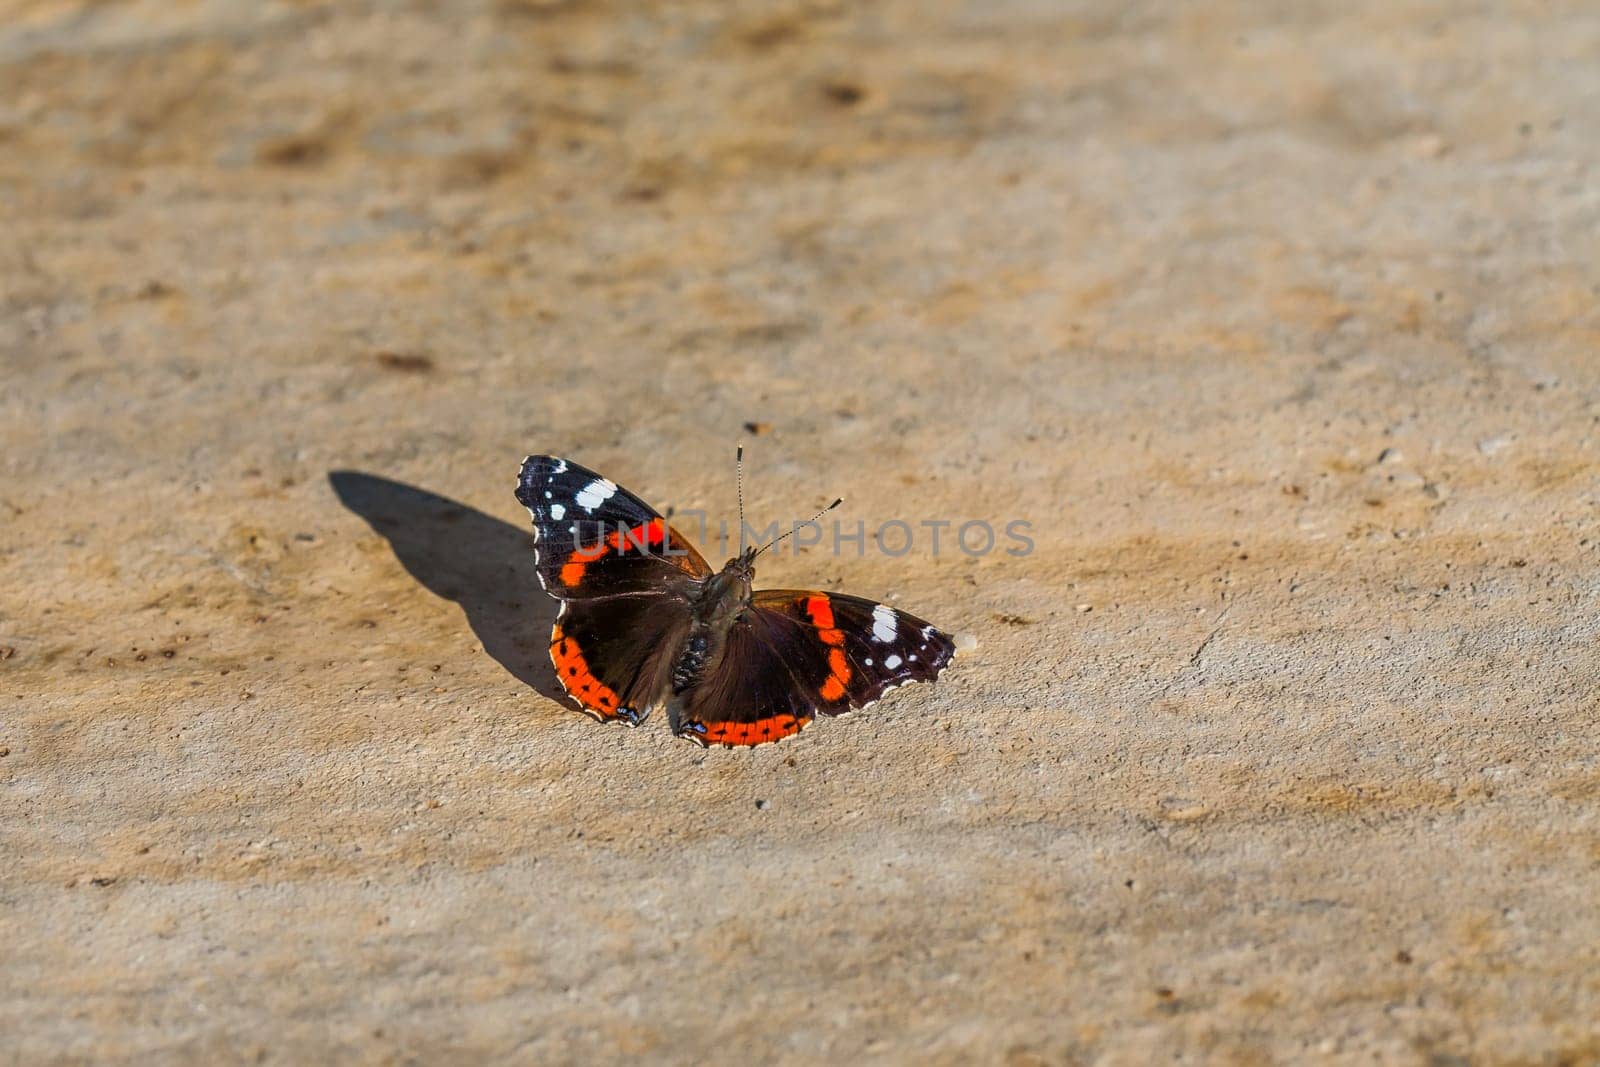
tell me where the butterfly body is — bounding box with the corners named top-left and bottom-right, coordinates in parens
top-left (667, 552), bottom-right (753, 717)
top-left (693, 553), bottom-right (756, 630)
top-left (516, 455), bottom-right (956, 748)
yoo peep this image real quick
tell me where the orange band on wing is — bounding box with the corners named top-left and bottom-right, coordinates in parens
top-left (803, 596), bottom-right (852, 701)
top-left (549, 623), bottom-right (622, 719)
top-left (559, 540), bottom-right (609, 587)
top-left (820, 647), bottom-right (851, 701)
top-left (559, 518), bottom-right (675, 587)
top-left (558, 518), bottom-right (668, 587)
top-left (607, 517), bottom-right (666, 552)
top-left (695, 713), bottom-right (810, 747)
top-left (804, 595), bottom-right (835, 629)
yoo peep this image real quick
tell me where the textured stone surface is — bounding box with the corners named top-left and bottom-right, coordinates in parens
top-left (3, 1), bottom-right (1599, 1062)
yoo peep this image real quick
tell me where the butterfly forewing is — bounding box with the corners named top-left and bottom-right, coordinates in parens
top-left (516, 455), bottom-right (711, 599)
top-left (749, 590), bottom-right (956, 711)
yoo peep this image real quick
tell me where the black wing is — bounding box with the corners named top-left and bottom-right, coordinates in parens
top-left (516, 455), bottom-right (712, 599)
top-left (671, 590), bottom-right (956, 748)
top-left (550, 594), bottom-right (693, 724)
top-left (750, 590), bottom-right (956, 711)
top-left (668, 616), bottom-right (820, 747)
top-left (517, 455), bottom-right (709, 724)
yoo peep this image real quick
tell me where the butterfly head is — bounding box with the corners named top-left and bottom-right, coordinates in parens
top-left (702, 555), bottom-right (755, 626)
top-left (724, 544), bottom-right (758, 579)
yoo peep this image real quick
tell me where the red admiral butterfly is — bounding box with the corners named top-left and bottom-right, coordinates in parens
top-left (516, 452), bottom-right (957, 748)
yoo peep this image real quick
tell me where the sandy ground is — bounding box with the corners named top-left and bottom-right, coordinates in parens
top-left (4, 1), bottom-right (1599, 1062)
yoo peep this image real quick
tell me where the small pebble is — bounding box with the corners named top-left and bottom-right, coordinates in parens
top-left (1075, 603), bottom-right (1093, 613)
top-left (1410, 132), bottom-right (1450, 158)
top-left (375, 351), bottom-right (434, 373)
top-left (1477, 435), bottom-right (1512, 456)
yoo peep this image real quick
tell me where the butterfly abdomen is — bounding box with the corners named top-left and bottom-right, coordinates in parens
top-left (672, 632), bottom-right (712, 693)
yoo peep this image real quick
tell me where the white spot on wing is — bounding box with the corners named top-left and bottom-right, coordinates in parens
top-left (872, 605), bottom-right (897, 643)
top-left (549, 503), bottom-right (565, 520)
top-left (575, 478), bottom-right (617, 512)
top-left (884, 654), bottom-right (903, 669)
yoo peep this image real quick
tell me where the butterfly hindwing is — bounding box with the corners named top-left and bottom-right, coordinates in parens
top-left (551, 594), bottom-right (693, 724)
top-left (517, 455), bottom-right (712, 599)
top-left (669, 617), bottom-right (819, 747)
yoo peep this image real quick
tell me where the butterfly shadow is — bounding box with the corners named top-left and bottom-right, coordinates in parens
top-left (328, 470), bottom-right (569, 705)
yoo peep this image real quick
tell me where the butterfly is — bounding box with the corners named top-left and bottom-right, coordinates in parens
top-left (515, 452), bottom-right (957, 748)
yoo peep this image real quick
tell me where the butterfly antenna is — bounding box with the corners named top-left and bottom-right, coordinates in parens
top-left (735, 445), bottom-right (746, 537)
top-left (754, 497), bottom-right (843, 559)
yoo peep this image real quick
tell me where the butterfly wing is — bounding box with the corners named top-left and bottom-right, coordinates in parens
top-left (516, 455), bottom-right (709, 723)
top-left (550, 593), bottom-right (694, 724)
top-left (516, 455), bottom-right (712, 599)
top-left (669, 615), bottom-right (821, 747)
top-left (671, 590), bottom-right (957, 748)
top-left (750, 590), bottom-right (957, 711)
